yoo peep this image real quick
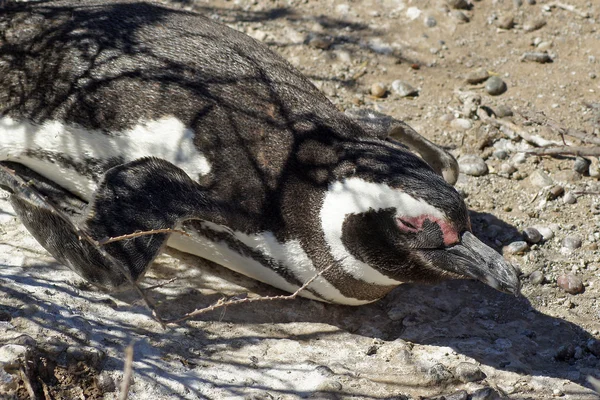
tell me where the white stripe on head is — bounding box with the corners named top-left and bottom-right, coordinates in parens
top-left (320, 177), bottom-right (446, 285)
top-left (0, 116), bottom-right (211, 199)
top-left (168, 222), bottom-right (373, 305)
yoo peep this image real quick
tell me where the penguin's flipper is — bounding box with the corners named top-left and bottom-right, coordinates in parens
top-left (346, 108), bottom-right (459, 185)
top-left (0, 158), bottom-right (216, 291)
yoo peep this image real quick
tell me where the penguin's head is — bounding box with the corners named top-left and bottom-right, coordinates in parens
top-left (319, 139), bottom-right (521, 295)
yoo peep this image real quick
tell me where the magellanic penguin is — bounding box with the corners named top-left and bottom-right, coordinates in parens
top-left (0, 0), bottom-right (520, 305)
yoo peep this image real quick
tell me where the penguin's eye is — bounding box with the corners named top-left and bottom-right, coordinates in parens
top-left (397, 218), bottom-right (420, 232)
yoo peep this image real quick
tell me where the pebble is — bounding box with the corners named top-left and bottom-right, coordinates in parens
top-left (521, 52), bottom-right (552, 63)
top-left (459, 155), bottom-right (488, 176)
top-left (0, 344), bottom-right (29, 370)
top-left (391, 80), bottom-right (418, 97)
top-left (500, 163), bottom-right (516, 174)
top-left (424, 16), bottom-right (437, 27)
top-left (466, 68), bottom-right (490, 84)
top-left (511, 152), bottom-right (527, 164)
top-left (95, 371), bottom-right (117, 393)
top-left (547, 185), bottom-right (565, 200)
top-left (563, 191), bottom-right (577, 204)
top-left (447, 0), bottom-right (469, 9)
top-left (529, 270), bottom-right (545, 285)
top-left (535, 226), bottom-right (555, 240)
top-left (555, 344), bottom-right (576, 361)
top-left (553, 389), bottom-right (564, 396)
top-left (494, 149), bottom-right (509, 159)
top-left (573, 157), bottom-right (591, 175)
top-left (451, 10), bottom-right (470, 23)
top-left (66, 346), bottom-right (106, 368)
top-left (523, 18), bottom-right (547, 32)
top-left (494, 105), bottom-right (514, 118)
top-left (451, 118), bottom-right (473, 130)
top-left (445, 390), bottom-right (468, 400)
top-left (427, 363), bottom-right (453, 384)
top-left (528, 170), bottom-right (553, 188)
top-left (557, 273), bottom-right (584, 294)
top-left (471, 387), bottom-right (500, 400)
top-left (485, 76), bottom-right (507, 95)
top-left (454, 362), bottom-right (486, 383)
top-left (307, 35), bottom-right (332, 50)
top-left (562, 235), bottom-right (582, 250)
top-left (523, 227), bottom-right (542, 244)
top-left (505, 241), bottom-right (529, 254)
top-left (587, 339), bottom-right (600, 357)
top-left (370, 82), bottom-right (387, 98)
top-left (496, 15), bottom-right (515, 29)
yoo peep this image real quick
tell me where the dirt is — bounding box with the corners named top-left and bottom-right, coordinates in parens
top-left (1, 0), bottom-right (600, 399)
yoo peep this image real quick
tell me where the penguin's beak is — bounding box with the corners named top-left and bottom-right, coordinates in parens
top-left (422, 231), bottom-right (521, 295)
top-left (444, 231), bottom-right (521, 295)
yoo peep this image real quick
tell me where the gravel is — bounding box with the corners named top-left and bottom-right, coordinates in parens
top-left (485, 76), bottom-right (507, 95)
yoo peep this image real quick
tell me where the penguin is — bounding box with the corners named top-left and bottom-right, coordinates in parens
top-left (0, 0), bottom-right (520, 305)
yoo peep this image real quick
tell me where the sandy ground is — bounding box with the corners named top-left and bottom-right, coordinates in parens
top-left (1, 0), bottom-right (600, 399)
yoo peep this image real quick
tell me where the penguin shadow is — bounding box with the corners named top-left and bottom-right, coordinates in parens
top-left (119, 210), bottom-right (598, 394)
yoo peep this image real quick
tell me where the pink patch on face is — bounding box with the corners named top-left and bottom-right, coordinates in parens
top-left (396, 215), bottom-right (460, 246)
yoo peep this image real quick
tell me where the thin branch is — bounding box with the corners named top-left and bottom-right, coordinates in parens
top-left (118, 343), bottom-right (135, 400)
top-left (98, 228), bottom-right (190, 245)
top-left (165, 264), bottom-right (335, 324)
top-left (518, 109), bottom-right (600, 145)
top-left (525, 146), bottom-right (600, 157)
top-left (477, 108), bottom-right (561, 147)
top-left (19, 367), bottom-right (36, 400)
top-left (545, 1), bottom-right (590, 18)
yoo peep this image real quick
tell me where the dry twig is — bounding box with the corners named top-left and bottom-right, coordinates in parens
top-left (118, 343), bottom-right (135, 400)
top-left (477, 108), bottom-right (561, 147)
top-left (525, 146), bottom-right (600, 157)
top-left (545, 1), bottom-right (590, 18)
top-left (165, 264), bottom-right (335, 324)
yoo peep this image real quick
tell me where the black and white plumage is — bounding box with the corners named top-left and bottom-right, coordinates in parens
top-left (0, 0), bottom-right (520, 305)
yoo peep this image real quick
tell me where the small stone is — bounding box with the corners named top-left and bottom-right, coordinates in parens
top-left (521, 52), bottom-right (552, 63)
top-left (555, 344), bottom-right (576, 361)
top-left (547, 185), bottom-right (565, 200)
top-left (315, 379), bottom-right (343, 392)
top-left (523, 227), bottom-right (542, 244)
top-left (95, 371), bottom-right (116, 393)
top-left (370, 82), bottom-right (387, 98)
top-left (66, 346), bottom-right (106, 368)
top-left (471, 387), bottom-right (500, 400)
top-left (459, 155), bottom-right (488, 176)
top-left (494, 149), bottom-right (509, 159)
top-left (485, 76), bottom-right (507, 95)
top-left (451, 10), bottom-right (470, 23)
top-left (529, 270), bottom-right (545, 285)
top-left (451, 118), bottom-right (473, 130)
top-left (391, 80), bottom-right (418, 97)
top-left (573, 157), bottom-right (591, 175)
top-left (447, 0), bottom-right (469, 9)
top-left (553, 389), bottom-right (564, 396)
top-left (424, 16), bottom-right (437, 27)
top-left (557, 273), bottom-right (584, 294)
top-left (553, 170), bottom-right (581, 183)
top-left (586, 339), bottom-right (600, 357)
top-left (427, 363), bottom-right (453, 384)
top-left (523, 18), bottom-right (546, 32)
top-left (563, 192), bottom-right (577, 204)
top-left (0, 344), bottom-right (29, 370)
top-left (562, 236), bottom-right (582, 250)
top-left (505, 241), bottom-right (529, 254)
top-left (466, 68), bottom-right (490, 84)
top-left (511, 152), bottom-right (527, 164)
top-left (528, 170), bottom-right (553, 188)
top-left (496, 15), bottom-right (515, 29)
top-left (535, 226), bottom-right (555, 240)
top-left (445, 390), bottom-right (469, 400)
top-left (308, 35), bottom-right (332, 50)
top-left (494, 105), bottom-right (514, 118)
top-left (454, 362), bottom-right (486, 383)
top-left (500, 163), bottom-right (516, 174)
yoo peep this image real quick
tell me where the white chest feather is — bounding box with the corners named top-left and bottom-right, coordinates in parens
top-left (0, 116), bottom-right (212, 200)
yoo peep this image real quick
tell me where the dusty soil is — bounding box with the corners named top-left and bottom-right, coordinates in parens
top-left (1, 0), bottom-right (600, 399)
